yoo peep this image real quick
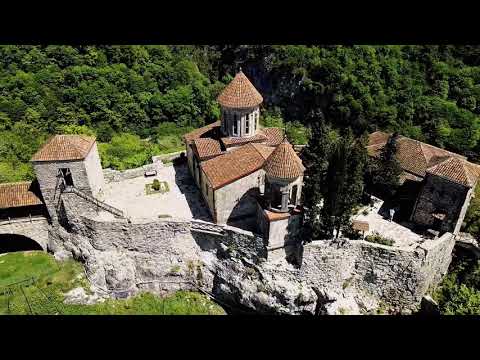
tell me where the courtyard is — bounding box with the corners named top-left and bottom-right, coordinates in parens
top-left (98, 164), bottom-right (212, 222)
top-left (352, 196), bottom-right (424, 248)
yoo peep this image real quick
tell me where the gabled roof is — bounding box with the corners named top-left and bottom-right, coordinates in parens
top-left (201, 143), bottom-right (269, 190)
top-left (367, 131), bottom-right (480, 188)
top-left (426, 157), bottom-right (480, 187)
top-left (0, 181), bottom-right (43, 209)
top-left (183, 121), bottom-right (221, 145)
top-left (217, 71), bottom-right (263, 109)
top-left (31, 135), bottom-right (96, 162)
top-left (264, 139), bottom-right (305, 180)
top-left (193, 138), bottom-right (223, 161)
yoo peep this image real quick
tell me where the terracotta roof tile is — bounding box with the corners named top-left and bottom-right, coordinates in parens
top-left (0, 181), bottom-right (43, 209)
top-left (201, 143), bottom-right (267, 190)
top-left (367, 131), bottom-right (476, 186)
top-left (183, 121), bottom-right (221, 144)
top-left (264, 139), bottom-right (305, 180)
top-left (260, 127), bottom-right (284, 146)
top-left (31, 135), bottom-right (96, 162)
top-left (220, 128), bottom-right (284, 149)
top-left (251, 143), bottom-right (275, 160)
top-left (221, 132), bottom-right (268, 148)
top-left (426, 157), bottom-right (479, 187)
top-left (193, 138), bottom-right (223, 161)
top-left (217, 71), bottom-right (263, 109)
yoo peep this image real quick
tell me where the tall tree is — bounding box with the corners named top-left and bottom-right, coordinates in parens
top-left (321, 129), bottom-right (368, 238)
top-left (301, 118), bottom-right (335, 241)
top-left (367, 132), bottom-right (402, 199)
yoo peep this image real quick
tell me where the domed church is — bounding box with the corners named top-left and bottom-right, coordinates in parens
top-left (183, 70), bottom-right (305, 249)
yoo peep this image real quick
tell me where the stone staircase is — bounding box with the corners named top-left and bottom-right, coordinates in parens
top-left (62, 186), bottom-right (125, 218)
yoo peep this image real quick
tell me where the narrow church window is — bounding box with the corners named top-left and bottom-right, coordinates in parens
top-left (245, 114), bottom-right (250, 134)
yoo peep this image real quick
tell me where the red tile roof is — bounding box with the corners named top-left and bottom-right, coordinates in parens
top-left (217, 71), bottom-right (263, 109)
top-left (201, 143), bottom-right (269, 190)
top-left (367, 131), bottom-right (480, 187)
top-left (193, 138), bottom-right (223, 161)
top-left (426, 157), bottom-right (480, 187)
top-left (221, 132), bottom-right (268, 148)
top-left (251, 143), bottom-right (275, 160)
top-left (183, 121), bottom-right (221, 145)
top-left (261, 127), bottom-right (284, 146)
top-left (0, 181), bottom-right (43, 209)
top-left (220, 128), bottom-right (284, 149)
top-left (31, 135), bottom-right (96, 162)
top-left (264, 139), bottom-right (305, 180)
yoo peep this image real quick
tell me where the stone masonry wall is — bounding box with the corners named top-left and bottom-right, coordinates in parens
top-left (299, 233), bottom-right (455, 312)
top-left (52, 182), bottom-right (456, 314)
top-left (0, 217), bottom-right (49, 250)
top-left (214, 169), bottom-right (264, 224)
top-left (103, 161), bottom-right (164, 184)
top-left (412, 174), bottom-right (470, 234)
top-left (33, 159), bottom-right (91, 222)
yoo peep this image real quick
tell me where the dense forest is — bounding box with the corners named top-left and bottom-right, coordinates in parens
top-left (2, 45), bottom-right (480, 179)
top-left (1, 45), bottom-right (480, 313)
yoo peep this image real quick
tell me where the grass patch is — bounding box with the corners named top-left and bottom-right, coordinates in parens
top-left (145, 181), bottom-right (170, 195)
top-left (365, 232), bottom-right (394, 246)
top-left (0, 251), bottom-right (225, 315)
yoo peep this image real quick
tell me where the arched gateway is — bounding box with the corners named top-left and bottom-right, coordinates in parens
top-left (0, 181), bottom-right (49, 253)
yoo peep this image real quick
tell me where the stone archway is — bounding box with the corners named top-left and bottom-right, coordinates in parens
top-left (0, 234), bottom-right (44, 254)
top-left (0, 217), bottom-right (49, 253)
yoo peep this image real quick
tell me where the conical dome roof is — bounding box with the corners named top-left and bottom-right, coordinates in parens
top-left (217, 71), bottom-right (263, 108)
top-left (264, 139), bottom-right (305, 180)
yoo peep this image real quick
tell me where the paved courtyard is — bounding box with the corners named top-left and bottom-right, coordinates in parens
top-left (352, 196), bottom-right (424, 248)
top-left (98, 164), bottom-right (212, 222)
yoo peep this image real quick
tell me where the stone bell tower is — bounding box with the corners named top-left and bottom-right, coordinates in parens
top-left (31, 134), bottom-right (105, 222)
top-left (217, 69), bottom-right (263, 138)
top-left (258, 138), bottom-right (306, 250)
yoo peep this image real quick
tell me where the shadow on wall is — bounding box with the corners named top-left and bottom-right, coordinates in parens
top-left (0, 234), bottom-right (43, 254)
top-left (226, 188), bottom-right (261, 233)
top-left (173, 162), bottom-right (212, 222)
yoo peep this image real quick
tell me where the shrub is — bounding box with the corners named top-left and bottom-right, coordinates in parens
top-left (152, 179), bottom-right (161, 191)
top-left (365, 232), bottom-right (394, 246)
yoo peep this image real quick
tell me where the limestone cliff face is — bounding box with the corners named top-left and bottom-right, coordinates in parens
top-left (48, 194), bottom-right (455, 314)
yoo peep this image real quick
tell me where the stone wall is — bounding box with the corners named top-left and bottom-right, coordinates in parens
top-left (102, 161), bottom-right (164, 183)
top-left (299, 233), bottom-right (455, 312)
top-left (83, 142), bottom-right (105, 197)
top-left (412, 174), bottom-right (470, 234)
top-left (0, 217), bottom-right (50, 250)
top-left (33, 159), bottom-right (91, 222)
top-left (214, 169), bottom-right (264, 224)
top-left (52, 180), bottom-right (456, 314)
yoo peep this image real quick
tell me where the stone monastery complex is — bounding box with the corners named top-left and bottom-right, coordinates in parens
top-left (0, 70), bottom-right (478, 314)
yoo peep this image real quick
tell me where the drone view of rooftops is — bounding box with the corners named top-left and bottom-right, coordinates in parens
top-left (1, 45), bottom-right (480, 316)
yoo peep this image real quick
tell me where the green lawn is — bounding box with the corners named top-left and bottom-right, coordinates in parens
top-left (0, 251), bottom-right (225, 315)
